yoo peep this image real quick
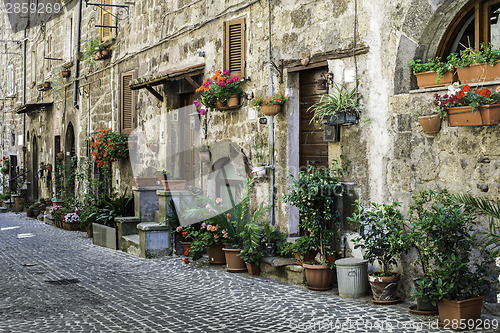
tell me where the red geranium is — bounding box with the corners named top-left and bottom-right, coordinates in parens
top-left (184, 258), bottom-right (190, 264)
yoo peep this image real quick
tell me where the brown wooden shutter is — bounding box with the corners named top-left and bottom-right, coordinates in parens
top-left (224, 18), bottom-right (246, 78)
top-left (101, 0), bottom-right (112, 42)
top-left (121, 72), bottom-right (135, 133)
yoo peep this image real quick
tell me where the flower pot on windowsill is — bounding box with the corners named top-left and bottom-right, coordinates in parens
top-left (457, 61), bottom-right (500, 84)
top-left (261, 103), bottom-right (282, 116)
top-left (414, 70), bottom-right (457, 89)
top-left (418, 114), bottom-right (441, 134)
top-left (447, 104), bottom-right (500, 126)
top-left (160, 180), bottom-right (187, 191)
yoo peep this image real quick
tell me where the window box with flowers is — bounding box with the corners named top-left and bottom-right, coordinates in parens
top-left (195, 70), bottom-right (242, 111)
top-left (63, 210), bottom-right (81, 231)
top-left (434, 84), bottom-right (500, 126)
top-left (249, 92), bottom-right (290, 116)
top-left (448, 44), bottom-right (500, 84)
top-left (407, 57), bottom-right (457, 89)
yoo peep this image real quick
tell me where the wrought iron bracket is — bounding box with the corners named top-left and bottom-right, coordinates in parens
top-left (85, 0), bottom-right (131, 23)
top-left (269, 59), bottom-right (284, 83)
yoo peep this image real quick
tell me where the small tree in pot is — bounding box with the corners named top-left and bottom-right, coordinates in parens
top-left (283, 161), bottom-right (344, 290)
top-left (350, 201), bottom-right (409, 303)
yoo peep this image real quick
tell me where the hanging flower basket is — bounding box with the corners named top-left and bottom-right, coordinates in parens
top-left (418, 114), bottom-right (441, 133)
top-left (261, 104), bottom-right (281, 116)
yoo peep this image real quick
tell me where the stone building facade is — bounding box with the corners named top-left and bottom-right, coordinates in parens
top-left (0, 0), bottom-right (499, 302)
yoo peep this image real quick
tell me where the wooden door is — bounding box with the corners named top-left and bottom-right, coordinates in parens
top-left (180, 93), bottom-right (196, 185)
top-left (299, 67), bottom-right (329, 169)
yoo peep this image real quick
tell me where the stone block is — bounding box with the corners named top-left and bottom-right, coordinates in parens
top-left (137, 222), bottom-right (171, 258)
top-left (259, 257), bottom-right (306, 286)
top-left (133, 187), bottom-right (160, 222)
top-left (92, 223), bottom-right (117, 250)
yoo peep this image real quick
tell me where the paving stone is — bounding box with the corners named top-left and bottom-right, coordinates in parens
top-left (0, 212), bottom-right (498, 332)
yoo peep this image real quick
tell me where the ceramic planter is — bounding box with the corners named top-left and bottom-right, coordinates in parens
top-left (199, 151), bottom-right (211, 162)
top-left (207, 244), bottom-right (226, 265)
top-left (227, 94), bottom-right (240, 107)
top-left (160, 180), bottom-right (187, 191)
top-left (303, 263), bottom-right (333, 291)
top-left (418, 114), bottom-right (441, 133)
top-left (438, 296), bottom-right (484, 327)
top-left (252, 166), bottom-right (266, 178)
top-left (261, 103), bottom-right (281, 116)
top-left (134, 177), bottom-right (157, 187)
top-left (414, 70), bottom-right (456, 89)
top-left (327, 112), bottom-right (358, 126)
top-left (457, 61), bottom-right (500, 83)
top-left (447, 104), bottom-right (500, 126)
top-left (222, 248), bottom-right (247, 272)
top-left (368, 273), bottom-right (400, 302)
top-left (245, 262), bottom-right (261, 276)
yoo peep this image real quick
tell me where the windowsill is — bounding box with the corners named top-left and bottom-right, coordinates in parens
top-left (409, 79), bottom-right (500, 94)
top-left (4, 94), bottom-right (16, 99)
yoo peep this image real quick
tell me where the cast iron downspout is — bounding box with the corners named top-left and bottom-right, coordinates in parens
top-left (73, 0), bottom-right (83, 109)
top-left (267, 0), bottom-right (275, 225)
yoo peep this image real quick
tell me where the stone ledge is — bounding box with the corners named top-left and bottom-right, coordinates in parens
top-left (259, 257), bottom-right (306, 286)
top-left (115, 216), bottom-right (140, 223)
top-left (137, 222), bottom-right (169, 231)
top-left (156, 190), bottom-right (192, 196)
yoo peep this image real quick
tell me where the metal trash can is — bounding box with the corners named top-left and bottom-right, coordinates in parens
top-left (335, 258), bottom-right (369, 298)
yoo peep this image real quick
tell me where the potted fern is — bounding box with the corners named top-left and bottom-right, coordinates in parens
top-left (308, 81), bottom-right (362, 126)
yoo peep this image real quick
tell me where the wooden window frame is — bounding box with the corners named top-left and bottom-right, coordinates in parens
top-left (120, 72), bottom-right (135, 134)
top-left (224, 18), bottom-right (246, 78)
top-left (101, 0), bottom-right (113, 42)
top-left (438, 0), bottom-right (500, 57)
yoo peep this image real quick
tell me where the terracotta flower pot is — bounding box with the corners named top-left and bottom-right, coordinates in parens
top-left (63, 221), bottom-right (78, 231)
top-left (303, 263), bottom-right (333, 291)
top-left (368, 273), bottom-right (400, 302)
top-left (245, 262), bottom-right (261, 276)
top-left (418, 114), bottom-right (441, 133)
top-left (438, 296), bottom-right (484, 328)
top-left (261, 103), bottom-right (281, 116)
top-left (161, 180), bottom-right (186, 191)
top-left (32, 209), bottom-right (40, 217)
top-left (46, 165), bottom-right (52, 172)
top-left (222, 248), bottom-right (247, 272)
top-left (134, 177), bottom-right (157, 187)
top-left (207, 244), bottom-right (226, 265)
top-left (447, 104), bottom-right (500, 126)
top-left (216, 100), bottom-right (226, 109)
top-left (227, 94), bottom-right (240, 107)
top-left (457, 61), bottom-right (500, 84)
top-left (61, 70), bottom-right (71, 78)
top-left (414, 70), bottom-right (456, 89)
top-left (86, 227), bottom-right (93, 238)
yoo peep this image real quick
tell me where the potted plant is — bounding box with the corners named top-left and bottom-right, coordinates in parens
top-left (27, 204), bottom-right (35, 218)
top-left (195, 69), bottom-right (242, 110)
top-left (81, 37), bottom-right (107, 66)
top-left (434, 84), bottom-right (500, 126)
top-left (154, 170), bottom-right (170, 182)
top-left (415, 107), bottom-right (444, 134)
top-left (350, 201), bottom-right (409, 303)
top-left (198, 143), bottom-right (210, 163)
top-left (173, 225), bottom-right (196, 253)
top-left (407, 189), bottom-right (492, 321)
top-left (90, 128), bottom-right (129, 169)
top-left (449, 43), bottom-right (500, 84)
top-left (283, 161), bottom-right (344, 290)
top-left (307, 81), bottom-right (362, 126)
top-left (57, 152), bottom-right (64, 160)
top-left (160, 177), bottom-right (187, 191)
top-left (260, 220), bottom-right (287, 256)
top-left (62, 210), bottom-right (80, 231)
top-left (61, 69), bottom-right (71, 78)
top-left (1, 166), bottom-right (8, 175)
top-left (249, 92), bottom-right (290, 116)
top-left (79, 205), bottom-right (98, 238)
top-left (46, 163), bottom-right (52, 172)
top-left (406, 56), bottom-right (456, 89)
top-left (52, 197), bottom-right (65, 207)
top-left (238, 213), bottom-right (266, 275)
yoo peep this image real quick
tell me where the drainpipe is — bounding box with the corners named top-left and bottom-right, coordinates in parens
top-left (267, 0), bottom-right (275, 225)
top-left (73, 0), bottom-right (83, 109)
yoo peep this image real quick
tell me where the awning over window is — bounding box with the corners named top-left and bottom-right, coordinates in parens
top-left (15, 102), bottom-right (53, 114)
top-left (129, 63), bottom-right (205, 91)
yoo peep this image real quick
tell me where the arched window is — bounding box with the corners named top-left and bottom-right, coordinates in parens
top-left (438, 0), bottom-right (500, 58)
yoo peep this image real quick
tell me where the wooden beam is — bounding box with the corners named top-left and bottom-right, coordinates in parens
top-left (184, 75), bottom-right (201, 89)
top-left (145, 86), bottom-right (164, 102)
top-left (283, 45), bottom-right (370, 70)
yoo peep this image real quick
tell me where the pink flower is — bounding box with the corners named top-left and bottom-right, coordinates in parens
top-left (176, 226), bottom-right (183, 232)
top-left (226, 213), bottom-right (231, 218)
top-left (215, 198), bottom-right (222, 204)
top-left (232, 76), bottom-right (239, 81)
top-left (226, 78), bottom-right (233, 84)
top-left (214, 234), bottom-right (219, 239)
top-left (217, 82), bottom-right (227, 88)
top-left (193, 100), bottom-right (200, 107)
top-left (200, 109), bottom-right (206, 115)
top-left (201, 222), bottom-right (206, 228)
top-left (223, 70), bottom-right (231, 76)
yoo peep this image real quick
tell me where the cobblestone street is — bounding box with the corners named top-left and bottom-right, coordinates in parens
top-left (0, 212), bottom-right (493, 332)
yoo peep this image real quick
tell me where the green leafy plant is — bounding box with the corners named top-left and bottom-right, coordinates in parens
top-left (95, 189), bottom-right (134, 227)
top-left (406, 56), bottom-right (452, 82)
top-left (349, 201), bottom-right (409, 277)
top-left (249, 92), bottom-right (290, 108)
top-left (238, 218), bottom-right (266, 265)
top-left (283, 160), bottom-right (345, 264)
top-left (81, 37), bottom-right (105, 66)
top-left (307, 81), bottom-right (362, 125)
top-left (448, 43), bottom-right (500, 68)
top-left (195, 69), bottom-right (242, 108)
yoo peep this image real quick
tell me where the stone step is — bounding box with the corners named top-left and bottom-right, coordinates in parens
top-left (259, 257), bottom-right (306, 286)
top-left (0, 207), bottom-right (7, 213)
top-left (121, 234), bottom-right (141, 257)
